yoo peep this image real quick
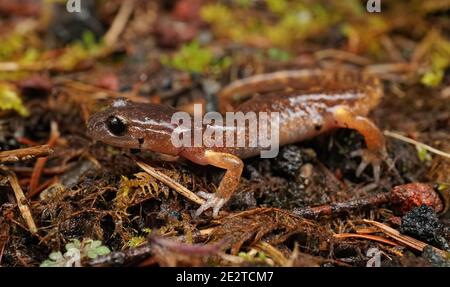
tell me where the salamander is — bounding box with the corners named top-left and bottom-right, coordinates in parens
top-left (87, 69), bottom-right (387, 217)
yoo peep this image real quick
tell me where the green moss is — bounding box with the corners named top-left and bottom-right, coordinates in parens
top-left (56, 31), bottom-right (104, 71)
top-left (201, 2), bottom-right (341, 48)
top-left (200, 4), bottom-right (245, 41)
top-left (340, 15), bottom-right (388, 57)
top-left (337, 0), bottom-right (365, 16)
top-left (201, 3), bottom-right (233, 21)
top-left (267, 48), bottom-right (291, 61)
top-left (238, 250), bottom-right (268, 263)
top-left (115, 172), bottom-right (161, 214)
top-left (421, 70), bottom-right (444, 87)
top-left (162, 41), bottom-right (213, 73)
top-left (234, 0), bottom-right (252, 8)
top-left (162, 41), bottom-right (230, 74)
top-left (127, 236), bottom-right (146, 248)
top-left (0, 34), bottom-right (40, 81)
top-left (126, 227), bottom-right (153, 248)
top-left (266, 0), bottom-right (289, 14)
top-left (81, 31), bottom-right (97, 50)
top-left (416, 146), bottom-right (432, 162)
top-left (421, 35), bottom-right (450, 87)
top-left (20, 48), bottom-right (40, 64)
top-left (201, 0), bottom-right (400, 54)
top-left (0, 83), bottom-right (29, 117)
top-left (0, 33), bottom-right (26, 61)
top-left (266, 4), bottom-right (338, 47)
top-left (143, 227), bottom-right (152, 234)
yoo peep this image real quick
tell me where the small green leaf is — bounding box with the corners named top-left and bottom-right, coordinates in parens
top-left (85, 240), bottom-right (111, 258)
top-left (86, 249), bottom-right (98, 259)
top-left (0, 83), bottom-right (29, 116)
top-left (143, 228), bottom-right (152, 234)
top-left (89, 240), bottom-right (102, 249)
top-left (40, 238), bottom-right (111, 266)
top-left (238, 252), bottom-right (250, 259)
top-left (416, 146), bottom-right (432, 162)
top-left (437, 183), bottom-right (449, 192)
top-left (95, 246), bottom-right (111, 256)
top-left (82, 31), bottom-right (97, 50)
top-left (49, 251), bottom-right (63, 261)
top-left (40, 260), bottom-right (58, 267)
top-left (421, 70), bottom-right (444, 87)
top-left (65, 239), bottom-right (81, 250)
top-left (257, 251), bottom-right (267, 260)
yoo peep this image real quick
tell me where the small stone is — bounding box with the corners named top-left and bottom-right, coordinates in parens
top-left (400, 206), bottom-right (449, 250)
top-left (391, 183), bottom-right (444, 215)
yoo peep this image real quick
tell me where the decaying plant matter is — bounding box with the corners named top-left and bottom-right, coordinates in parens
top-left (0, 0), bottom-right (449, 267)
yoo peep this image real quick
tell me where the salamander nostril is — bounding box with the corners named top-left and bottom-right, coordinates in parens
top-left (106, 116), bottom-right (127, 136)
top-left (87, 118), bottom-right (100, 136)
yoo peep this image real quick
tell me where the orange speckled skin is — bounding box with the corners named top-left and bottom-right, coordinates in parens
top-left (215, 69), bottom-right (384, 158)
top-left (87, 69), bottom-right (386, 216)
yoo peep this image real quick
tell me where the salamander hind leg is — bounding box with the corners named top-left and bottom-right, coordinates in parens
top-left (195, 150), bottom-right (244, 217)
top-left (332, 106), bottom-right (388, 183)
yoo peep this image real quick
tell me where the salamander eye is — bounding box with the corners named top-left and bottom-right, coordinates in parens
top-left (106, 116), bottom-right (127, 136)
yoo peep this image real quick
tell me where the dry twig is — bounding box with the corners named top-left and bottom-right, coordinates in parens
top-left (364, 219), bottom-right (447, 257)
top-left (136, 161), bottom-right (205, 205)
top-left (254, 241), bottom-right (289, 266)
top-left (6, 171), bottom-right (38, 234)
top-left (0, 145), bottom-right (53, 163)
top-left (333, 233), bottom-right (399, 247)
top-left (103, 0), bottom-right (136, 47)
top-left (28, 121), bottom-right (60, 197)
top-left (384, 130), bottom-right (450, 159)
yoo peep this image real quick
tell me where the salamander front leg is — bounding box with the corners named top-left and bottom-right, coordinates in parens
top-left (195, 150), bottom-right (244, 217)
top-left (332, 106), bottom-right (388, 183)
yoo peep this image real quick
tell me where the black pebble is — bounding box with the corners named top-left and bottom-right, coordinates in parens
top-left (400, 205), bottom-right (449, 251)
top-left (272, 145), bottom-right (304, 178)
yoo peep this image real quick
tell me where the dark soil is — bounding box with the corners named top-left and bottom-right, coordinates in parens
top-left (0, 0), bottom-right (449, 267)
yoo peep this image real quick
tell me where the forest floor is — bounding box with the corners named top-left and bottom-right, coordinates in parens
top-left (0, 0), bottom-right (449, 267)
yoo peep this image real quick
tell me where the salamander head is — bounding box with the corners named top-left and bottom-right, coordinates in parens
top-left (87, 98), bottom-right (181, 154)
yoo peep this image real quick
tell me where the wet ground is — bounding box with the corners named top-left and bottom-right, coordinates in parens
top-left (0, 0), bottom-right (449, 267)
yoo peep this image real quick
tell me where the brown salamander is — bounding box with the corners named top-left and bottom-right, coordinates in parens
top-left (87, 69), bottom-right (387, 217)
